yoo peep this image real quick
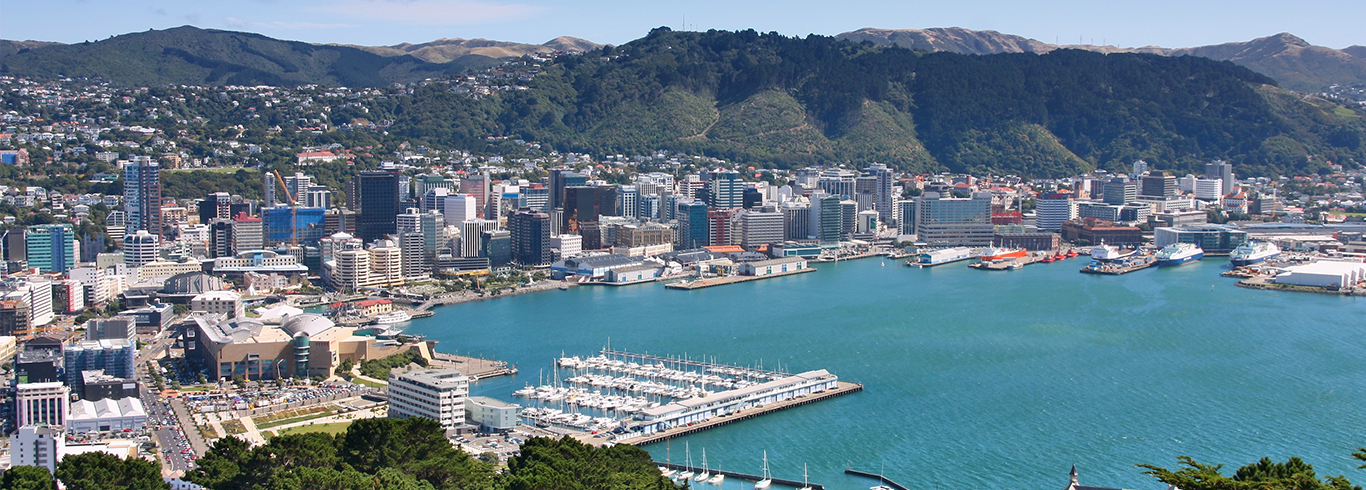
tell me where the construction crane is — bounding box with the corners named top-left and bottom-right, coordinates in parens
top-left (272, 169), bottom-right (299, 247)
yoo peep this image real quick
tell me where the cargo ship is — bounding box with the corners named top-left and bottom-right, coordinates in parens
top-left (1230, 241), bottom-right (1280, 266)
top-left (1155, 243), bottom-right (1204, 267)
top-left (979, 246), bottom-right (1027, 262)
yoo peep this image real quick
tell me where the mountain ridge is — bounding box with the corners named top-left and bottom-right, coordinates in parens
top-left (836, 28), bottom-right (1366, 92)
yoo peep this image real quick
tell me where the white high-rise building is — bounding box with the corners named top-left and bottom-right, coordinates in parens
top-left (11, 425), bottom-right (65, 473)
top-left (123, 230), bottom-right (159, 268)
top-left (1035, 192), bottom-right (1077, 232)
top-left (1194, 178), bottom-right (1224, 202)
top-left (443, 194), bottom-right (478, 228)
top-left (387, 369), bottom-right (469, 430)
top-left (618, 185), bottom-right (639, 219)
top-left (16, 382), bottom-right (67, 427)
top-left (5, 279), bottom-right (54, 327)
top-left (460, 219), bottom-right (498, 257)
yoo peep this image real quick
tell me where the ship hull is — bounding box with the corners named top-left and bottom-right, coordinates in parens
top-left (1157, 252), bottom-right (1203, 267)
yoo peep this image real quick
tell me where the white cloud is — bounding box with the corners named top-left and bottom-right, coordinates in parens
top-left (255, 21), bottom-right (359, 29)
top-left (312, 0), bottom-right (542, 25)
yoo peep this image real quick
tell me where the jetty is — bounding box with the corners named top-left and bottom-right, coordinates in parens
top-left (658, 462), bottom-right (825, 490)
top-left (1081, 255), bottom-right (1157, 275)
top-left (664, 267), bottom-right (815, 290)
top-left (845, 469), bottom-right (910, 490)
top-left (617, 381), bottom-right (863, 446)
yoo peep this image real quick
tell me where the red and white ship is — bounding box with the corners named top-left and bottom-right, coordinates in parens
top-left (979, 246), bottom-right (1027, 262)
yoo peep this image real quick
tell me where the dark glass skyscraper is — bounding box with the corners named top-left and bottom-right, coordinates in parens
top-left (509, 209), bottom-right (552, 266)
top-left (357, 170), bottom-right (400, 243)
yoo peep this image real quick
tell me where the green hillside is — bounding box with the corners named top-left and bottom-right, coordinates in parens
top-left (373, 28), bottom-right (1366, 176)
top-left (0, 26), bottom-right (497, 86)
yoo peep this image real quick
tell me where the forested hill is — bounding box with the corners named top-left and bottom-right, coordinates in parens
top-left (0, 26), bottom-right (497, 86)
top-left (372, 28), bottom-right (1365, 177)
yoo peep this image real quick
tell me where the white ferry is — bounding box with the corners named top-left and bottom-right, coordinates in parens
top-left (1230, 241), bottom-right (1280, 266)
top-left (1090, 241), bottom-right (1136, 261)
top-left (918, 247), bottom-right (973, 265)
top-left (1155, 243), bottom-right (1204, 267)
top-left (372, 310), bottom-right (412, 325)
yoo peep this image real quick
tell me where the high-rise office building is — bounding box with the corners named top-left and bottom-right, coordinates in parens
top-left (550, 169), bottom-right (586, 211)
top-left (1036, 192), bottom-right (1077, 232)
top-left (809, 194), bottom-right (843, 245)
top-left (460, 219), bottom-right (498, 257)
top-left (708, 209), bottom-right (736, 246)
top-left (1140, 173), bottom-right (1177, 198)
top-left (1205, 160), bottom-right (1234, 193)
top-left (509, 209), bottom-right (552, 266)
top-left (123, 157), bottom-right (162, 235)
top-left (232, 213), bottom-right (263, 251)
top-left (677, 201), bottom-right (710, 249)
top-left (869, 163), bottom-right (895, 224)
top-left (421, 187), bottom-right (450, 214)
top-left (123, 230), bottom-right (159, 268)
top-left (24, 224), bottom-right (75, 273)
top-left (208, 218), bottom-right (234, 258)
top-left (909, 192), bottom-right (993, 246)
top-left (481, 230), bottom-right (512, 267)
top-left (741, 211), bottom-right (784, 249)
top-left (520, 186), bottom-right (550, 212)
top-left (563, 186), bottom-right (608, 234)
top-left (459, 172), bottom-right (490, 219)
top-left (782, 201), bottom-right (811, 240)
top-left (387, 369), bottom-right (469, 430)
top-left (618, 185), bottom-right (639, 219)
top-left (706, 170), bottom-right (744, 209)
top-left (358, 170), bottom-right (400, 243)
top-left (1102, 177), bottom-right (1137, 205)
top-left (16, 382), bottom-right (67, 427)
top-left (11, 424), bottom-right (64, 473)
top-left (199, 192), bottom-right (232, 225)
top-left (443, 194), bottom-right (478, 228)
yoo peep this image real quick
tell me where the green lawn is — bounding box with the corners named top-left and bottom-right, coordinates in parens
top-left (348, 376), bottom-right (385, 388)
top-left (271, 421), bottom-right (353, 438)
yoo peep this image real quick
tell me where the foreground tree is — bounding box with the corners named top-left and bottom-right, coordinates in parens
top-left (1140, 455), bottom-right (1360, 490)
top-left (54, 452), bottom-right (168, 490)
top-left (0, 465), bottom-right (55, 490)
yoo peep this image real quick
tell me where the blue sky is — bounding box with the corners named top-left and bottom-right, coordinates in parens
top-left (5, 0), bottom-right (1366, 49)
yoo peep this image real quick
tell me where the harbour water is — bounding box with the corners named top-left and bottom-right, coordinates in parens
top-left (404, 258), bottom-right (1366, 490)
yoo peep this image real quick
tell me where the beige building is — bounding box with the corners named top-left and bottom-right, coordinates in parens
top-left (135, 259), bottom-right (204, 281)
top-left (190, 313), bottom-right (401, 380)
top-left (331, 243), bottom-right (403, 292)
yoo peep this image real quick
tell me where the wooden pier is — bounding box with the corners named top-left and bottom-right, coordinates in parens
top-left (618, 381), bottom-right (863, 446)
top-left (658, 462), bottom-right (825, 490)
top-left (845, 469), bottom-right (910, 490)
top-left (664, 267), bottom-right (816, 290)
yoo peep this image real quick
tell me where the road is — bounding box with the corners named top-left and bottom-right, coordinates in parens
top-left (135, 328), bottom-right (199, 475)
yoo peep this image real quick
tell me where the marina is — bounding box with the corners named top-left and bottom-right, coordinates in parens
top-left (509, 349), bottom-right (858, 442)
top-left (406, 256), bottom-right (1366, 490)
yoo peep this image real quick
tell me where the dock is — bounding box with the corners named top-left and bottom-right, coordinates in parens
top-left (658, 462), bottom-right (824, 490)
top-left (845, 469), bottom-right (910, 490)
top-left (664, 267), bottom-right (816, 290)
top-left (429, 352), bottom-right (516, 380)
top-left (617, 381), bottom-right (863, 446)
top-left (1080, 255), bottom-right (1157, 275)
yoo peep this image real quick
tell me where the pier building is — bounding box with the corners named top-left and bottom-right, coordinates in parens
top-left (634, 369), bottom-right (839, 436)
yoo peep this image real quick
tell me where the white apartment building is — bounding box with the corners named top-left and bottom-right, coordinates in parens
top-left (388, 369), bottom-right (470, 430)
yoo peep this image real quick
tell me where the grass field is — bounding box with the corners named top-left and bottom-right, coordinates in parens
top-left (271, 421), bottom-right (353, 438)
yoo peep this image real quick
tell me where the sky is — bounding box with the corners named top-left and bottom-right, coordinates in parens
top-left (5, 0), bottom-right (1366, 49)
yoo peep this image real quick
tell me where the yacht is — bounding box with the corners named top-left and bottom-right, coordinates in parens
top-left (695, 449), bottom-right (711, 482)
top-left (755, 451), bottom-right (772, 489)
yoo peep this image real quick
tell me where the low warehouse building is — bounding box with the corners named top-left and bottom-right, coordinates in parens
top-left (1274, 261), bottom-right (1366, 289)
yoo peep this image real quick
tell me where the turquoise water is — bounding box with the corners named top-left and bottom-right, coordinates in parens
top-left (404, 257), bottom-right (1366, 490)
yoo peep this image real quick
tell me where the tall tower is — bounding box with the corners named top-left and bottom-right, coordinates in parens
top-left (357, 170), bottom-right (400, 243)
top-left (123, 157), bottom-right (162, 236)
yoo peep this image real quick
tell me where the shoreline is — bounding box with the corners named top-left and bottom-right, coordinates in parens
top-left (413, 280), bottom-right (578, 311)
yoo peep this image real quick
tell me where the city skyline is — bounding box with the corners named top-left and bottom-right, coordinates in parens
top-left (5, 0), bottom-right (1366, 51)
